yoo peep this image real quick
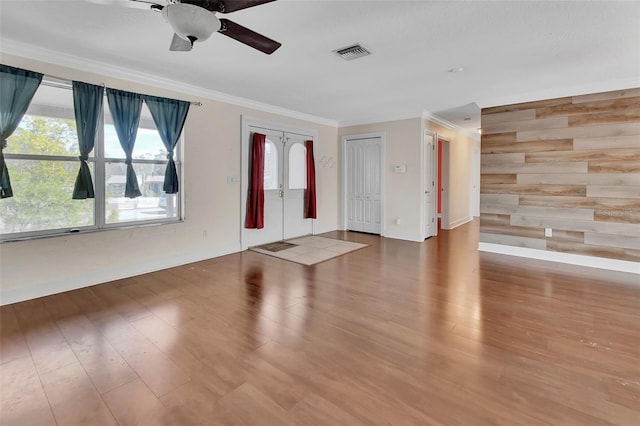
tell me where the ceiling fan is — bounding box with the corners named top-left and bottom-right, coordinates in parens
top-left (99, 0), bottom-right (281, 54)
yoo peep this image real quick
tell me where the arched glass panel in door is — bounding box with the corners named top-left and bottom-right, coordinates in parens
top-left (263, 139), bottom-right (278, 190)
top-left (288, 143), bottom-right (306, 190)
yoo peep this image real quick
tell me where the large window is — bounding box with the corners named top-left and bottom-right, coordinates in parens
top-left (0, 79), bottom-right (182, 240)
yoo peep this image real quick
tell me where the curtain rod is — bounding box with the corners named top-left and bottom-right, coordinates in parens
top-left (39, 73), bottom-right (202, 106)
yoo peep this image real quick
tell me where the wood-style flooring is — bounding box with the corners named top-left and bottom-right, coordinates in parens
top-left (1, 221), bottom-right (639, 425)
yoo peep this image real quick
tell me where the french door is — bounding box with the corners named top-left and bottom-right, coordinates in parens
top-left (243, 123), bottom-right (314, 248)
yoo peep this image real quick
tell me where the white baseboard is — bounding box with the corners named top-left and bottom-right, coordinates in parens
top-left (445, 216), bottom-right (474, 230)
top-left (0, 244), bottom-right (242, 306)
top-left (383, 230), bottom-right (424, 243)
top-left (478, 242), bottom-right (640, 275)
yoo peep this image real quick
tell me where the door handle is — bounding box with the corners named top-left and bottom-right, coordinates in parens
top-left (279, 190), bottom-right (284, 198)
top-left (425, 191), bottom-right (430, 195)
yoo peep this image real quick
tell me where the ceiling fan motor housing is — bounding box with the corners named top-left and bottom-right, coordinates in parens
top-left (163, 3), bottom-right (220, 43)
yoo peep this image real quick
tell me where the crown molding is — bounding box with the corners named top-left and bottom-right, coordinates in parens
top-left (338, 111), bottom-right (424, 128)
top-left (0, 38), bottom-right (339, 128)
top-left (339, 110), bottom-right (480, 141)
top-left (421, 110), bottom-right (458, 130)
top-left (422, 110), bottom-right (480, 141)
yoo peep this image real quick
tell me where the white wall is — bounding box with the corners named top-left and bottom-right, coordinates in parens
top-left (339, 118), bottom-right (424, 241)
top-left (338, 118), bottom-right (475, 242)
top-left (0, 54), bottom-right (339, 305)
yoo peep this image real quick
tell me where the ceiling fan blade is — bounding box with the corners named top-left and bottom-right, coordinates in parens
top-left (169, 33), bottom-right (193, 51)
top-left (216, 0), bottom-right (276, 13)
top-left (88, 0), bottom-right (164, 11)
top-left (179, 0), bottom-right (276, 13)
top-left (218, 18), bottom-right (281, 54)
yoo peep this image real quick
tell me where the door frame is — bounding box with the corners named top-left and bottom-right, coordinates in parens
top-left (422, 130), bottom-right (438, 240)
top-left (471, 141), bottom-right (480, 217)
top-left (340, 132), bottom-right (386, 236)
top-left (438, 135), bottom-right (451, 230)
top-left (240, 116), bottom-right (318, 250)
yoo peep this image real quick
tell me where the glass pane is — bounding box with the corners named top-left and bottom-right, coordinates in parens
top-left (263, 140), bottom-right (278, 190)
top-left (288, 144), bottom-right (307, 190)
top-left (6, 81), bottom-right (80, 157)
top-left (0, 159), bottom-right (94, 234)
top-left (104, 103), bottom-right (168, 160)
top-left (105, 161), bottom-right (178, 224)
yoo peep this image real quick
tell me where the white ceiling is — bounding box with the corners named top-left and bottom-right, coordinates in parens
top-left (1, 0), bottom-right (639, 135)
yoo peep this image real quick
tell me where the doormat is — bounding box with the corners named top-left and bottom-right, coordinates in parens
top-left (250, 236), bottom-right (368, 266)
top-left (253, 241), bottom-right (298, 252)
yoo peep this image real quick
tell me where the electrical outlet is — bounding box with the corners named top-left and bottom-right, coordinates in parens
top-left (545, 228), bottom-right (552, 237)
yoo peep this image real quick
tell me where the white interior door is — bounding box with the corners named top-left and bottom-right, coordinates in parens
top-left (283, 133), bottom-right (313, 239)
top-left (346, 137), bottom-right (382, 234)
top-left (424, 131), bottom-right (437, 238)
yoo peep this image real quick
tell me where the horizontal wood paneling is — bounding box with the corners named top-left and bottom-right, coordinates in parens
top-left (594, 209), bottom-right (640, 224)
top-left (568, 108), bottom-right (640, 127)
top-left (550, 230), bottom-right (584, 243)
top-left (481, 88), bottom-right (640, 262)
top-left (510, 216), bottom-right (640, 237)
top-left (479, 233), bottom-right (547, 250)
top-left (483, 162), bottom-right (588, 174)
top-left (589, 161), bottom-right (640, 173)
top-left (525, 148), bottom-right (638, 163)
top-left (479, 214), bottom-right (510, 226)
top-left (519, 195), bottom-right (640, 210)
top-left (517, 121), bottom-right (640, 142)
top-left (481, 109), bottom-right (536, 126)
top-left (585, 232), bottom-right (640, 250)
top-left (480, 224), bottom-right (545, 239)
top-left (481, 153), bottom-right (525, 165)
top-left (483, 116), bottom-right (568, 134)
top-left (481, 174), bottom-right (517, 184)
top-left (586, 186), bottom-right (640, 199)
top-left (572, 88), bottom-right (640, 103)
top-left (481, 194), bottom-right (519, 205)
top-left (481, 132), bottom-right (517, 144)
top-left (573, 135), bottom-right (639, 150)
top-left (481, 204), bottom-right (594, 220)
top-left (517, 173), bottom-right (640, 185)
top-left (483, 97), bottom-right (572, 114)
top-left (546, 241), bottom-right (640, 262)
top-left (536, 97), bottom-right (640, 118)
top-left (481, 184), bottom-right (586, 196)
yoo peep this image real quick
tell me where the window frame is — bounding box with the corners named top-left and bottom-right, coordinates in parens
top-left (1, 77), bottom-right (184, 242)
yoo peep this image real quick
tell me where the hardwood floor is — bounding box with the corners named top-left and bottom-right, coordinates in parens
top-left (1, 220), bottom-right (639, 425)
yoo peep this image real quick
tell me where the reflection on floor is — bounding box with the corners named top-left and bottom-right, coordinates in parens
top-left (3, 222), bottom-right (640, 425)
top-left (250, 236), bottom-right (368, 265)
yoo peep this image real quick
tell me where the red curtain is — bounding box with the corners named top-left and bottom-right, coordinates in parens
top-left (304, 140), bottom-right (317, 219)
top-left (246, 133), bottom-right (265, 228)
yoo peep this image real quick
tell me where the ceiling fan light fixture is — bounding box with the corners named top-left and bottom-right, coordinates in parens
top-left (163, 3), bottom-right (220, 43)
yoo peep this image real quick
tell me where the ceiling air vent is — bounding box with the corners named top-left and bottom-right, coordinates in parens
top-left (335, 44), bottom-right (371, 61)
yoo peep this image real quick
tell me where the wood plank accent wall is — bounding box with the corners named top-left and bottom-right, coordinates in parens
top-left (480, 88), bottom-right (640, 262)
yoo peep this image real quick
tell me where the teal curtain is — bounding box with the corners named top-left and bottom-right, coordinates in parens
top-left (0, 65), bottom-right (43, 198)
top-left (106, 88), bottom-right (142, 198)
top-left (144, 95), bottom-right (189, 194)
top-left (72, 81), bottom-right (103, 199)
